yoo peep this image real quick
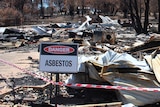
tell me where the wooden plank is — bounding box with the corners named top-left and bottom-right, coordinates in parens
top-left (0, 86), bottom-right (21, 98)
top-left (22, 83), bottom-right (50, 90)
top-left (64, 102), bottom-right (122, 107)
top-left (133, 46), bottom-right (160, 53)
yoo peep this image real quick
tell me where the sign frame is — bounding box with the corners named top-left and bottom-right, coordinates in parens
top-left (39, 42), bottom-right (78, 73)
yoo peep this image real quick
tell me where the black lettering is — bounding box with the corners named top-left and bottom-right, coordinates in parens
top-left (45, 60), bottom-right (54, 66)
top-left (56, 60), bottom-right (59, 66)
top-left (49, 60), bottom-right (54, 66)
top-left (62, 60), bottom-right (65, 66)
top-left (45, 60), bottom-right (49, 66)
top-left (45, 60), bottom-right (73, 67)
top-left (68, 60), bottom-right (72, 67)
top-left (59, 60), bottom-right (62, 66)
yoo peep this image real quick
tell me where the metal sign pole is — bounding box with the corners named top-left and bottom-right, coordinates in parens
top-left (50, 73), bottom-right (53, 104)
top-left (55, 73), bottom-right (59, 96)
top-left (55, 73), bottom-right (59, 107)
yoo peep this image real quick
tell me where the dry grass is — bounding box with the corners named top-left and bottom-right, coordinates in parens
top-left (24, 15), bottom-right (86, 25)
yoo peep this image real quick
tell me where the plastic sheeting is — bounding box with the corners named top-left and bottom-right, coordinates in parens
top-left (77, 49), bottom-right (151, 72)
top-left (66, 49), bottom-right (152, 86)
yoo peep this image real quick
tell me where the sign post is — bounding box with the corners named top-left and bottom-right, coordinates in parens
top-left (50, 73), bottom-right (53, 104)
top-left (39, 42), bottom-right (78, 105)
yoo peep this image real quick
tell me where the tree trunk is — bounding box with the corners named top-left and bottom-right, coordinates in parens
top-left (143, 0), bottom-right (150, 34)
top-left (158, 0), bottom-right (160, 33)
top-left (129, 0), bottom-right (143, 34)
top-left (81, 0), bottom-right (84, 16)
top-left (40, 0), bottom-right (44, 19)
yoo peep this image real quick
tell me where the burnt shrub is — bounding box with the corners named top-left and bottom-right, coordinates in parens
top-left (0, 8), bottom-right (23, 26)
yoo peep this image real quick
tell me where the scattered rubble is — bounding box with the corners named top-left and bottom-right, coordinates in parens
top-left (0, 15), bottom-right (160, 107)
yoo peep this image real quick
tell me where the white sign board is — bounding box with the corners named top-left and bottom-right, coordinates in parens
top-left (39, 42), bottom-right (78, 73)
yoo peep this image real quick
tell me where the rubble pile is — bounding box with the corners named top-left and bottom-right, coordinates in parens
top-left (0, 15), bottom-right (160, 107)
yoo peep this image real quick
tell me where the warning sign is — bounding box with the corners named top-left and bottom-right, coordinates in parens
top-left (39, 42), bottom-right (78, 73)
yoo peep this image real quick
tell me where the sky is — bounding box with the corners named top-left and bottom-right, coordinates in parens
top-left (37, 0), bottom-right (56, 8)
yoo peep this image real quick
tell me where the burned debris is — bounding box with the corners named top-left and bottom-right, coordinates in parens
top-left (0, 15), bottom-right (160, 107)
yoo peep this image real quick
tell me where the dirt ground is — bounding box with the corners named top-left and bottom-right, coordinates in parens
top-left (0, 48), bottom-right (39, 78)
top-left (0, 42), bottom-right (40, 93)
top-left (0, 42), bottom-right (120, 107)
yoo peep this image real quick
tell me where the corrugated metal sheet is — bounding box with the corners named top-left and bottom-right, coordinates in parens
top-left (145, 50), bottom-right (160, 83)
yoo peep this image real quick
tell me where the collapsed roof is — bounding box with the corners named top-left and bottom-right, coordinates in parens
top-left (3, 28), bottom-right (24, 34)
top-left (66, 49), bottom-right (160, 106)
